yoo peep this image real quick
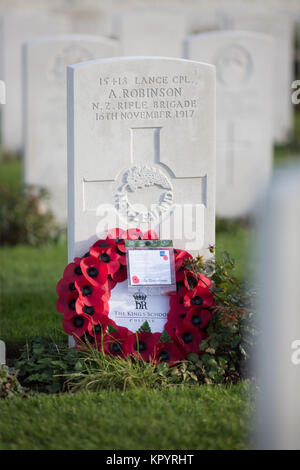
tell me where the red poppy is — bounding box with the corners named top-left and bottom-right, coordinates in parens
top-left (183, 273), bottom-right (213, 302)
top-left (111, 264), bottom-right (127, 283)
top-left (142, 229), bottom-right (159, 240)
top-left (90, 245), bottom-right (120, 275)
top-left (183, 307), bottom-right (212, 331)
top-left (75, 331), bottom-right (96, 347)
top-left (164, 303), bottom-right (189, 337)
top-left (63, 260), bottom-right (84, 279)
top-left (56, 276), bottom-right (78, 299)
top-left (76, 297), bottom-right (109, 322)
top-left (123, 331), bottom-right (160, 361)
top-left (114, 241), bottom-right (126, 255)
top-left (57, 290), bottom-right (79, 316)
top-left (106, 228), bottom-right (126, 240)
top-left (173, 323), bottom-right (203, 355)
top-left (80, 256), bottom-right (108, 287)
top-left (164, 320), bottom-right (176, 339)
top-left (176, 268), bottom-right (185, 283)
top-left (75, 276), bottom-right (110, 305)
top-left (169, 284), bottom-right (187, 308)
top-left (91, 238), bottom-right (115, 249)
top-left (101, 326), bottom-right (130, 357)
top-left (62, 311), bottom-right (91, 337)
top-left (183, 283), bottom-right (215, 309)
top-left (107, 275), bottom-right (117, 290)
top-left (183, 271), bottom-right (198, 291)
top-left (125, 228), bottom-right (143, 240)
top-left (106, 229), bottom-right (127, 254)
top-left (110, 245), bottom-right (127, 266)
top-left (174, 249), bottom-right (193, 271)
top-left (154, 342), bottom-right (185, 364)
top-left (88, 315), bottom-right (117, 348)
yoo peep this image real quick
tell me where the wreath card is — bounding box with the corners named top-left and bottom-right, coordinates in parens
top-left (126, 239), bottom-right (176, 290)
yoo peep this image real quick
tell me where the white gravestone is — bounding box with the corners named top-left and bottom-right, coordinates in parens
top-left (185, 31), bottom-right (274, 218)
top-left (0, 9), bottom-right (69, 152)
top-left (256, 165), bottom-right (300, 450)
top-left (67, 56), bottom-right (216, 261)
top-left (219, 4), bottom-right (294, 144)
top-left (23, 35), bottom-right (119, 223)
top-left (112, 9), bottom-right (187, 57)
top-left (67, 56), bottom-right (215, 334)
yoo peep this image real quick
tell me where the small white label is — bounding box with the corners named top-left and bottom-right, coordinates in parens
top-left (127, 249), bottom-right (172, 286)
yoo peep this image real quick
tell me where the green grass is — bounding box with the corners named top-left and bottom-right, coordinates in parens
top-left (216, 226), bottom-right (253, 280)
top-left (0, 382), bottom-right (253, 450)
top-left (274, 111), bottom-right (300, 164)
top-left (0, 243), bottom-right (68, 354)
top-left (0, 156), bottom-right (22, 192)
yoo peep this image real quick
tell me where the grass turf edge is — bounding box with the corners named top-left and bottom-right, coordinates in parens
top-left (0, 381), bottom-right (253, 450)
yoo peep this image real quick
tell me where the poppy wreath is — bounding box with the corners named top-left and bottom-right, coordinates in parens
top-left (56, 227), bottom-right (216, 364)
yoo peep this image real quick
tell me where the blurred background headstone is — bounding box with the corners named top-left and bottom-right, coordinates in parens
top-left (22, 34), bottom-right (119, 223)
top-left (0, 9), bottom-right (70, 152)
top-left (185, 30), bottom-right (274, 218)
top-left (218, 3), bottom-right (294, 144)
top-left (112, 8), bottom-right (187, 57)
top-left (256, 164), bottom-right (300, 450)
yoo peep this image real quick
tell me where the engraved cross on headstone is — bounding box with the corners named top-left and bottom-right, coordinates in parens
top-left (83, 125), bottom-right (207, 245)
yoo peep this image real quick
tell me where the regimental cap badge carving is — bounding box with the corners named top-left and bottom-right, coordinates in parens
top-left (126, 165), bottom-right (172, 192)
top-left (115, 164), bottom-right (174, 223)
